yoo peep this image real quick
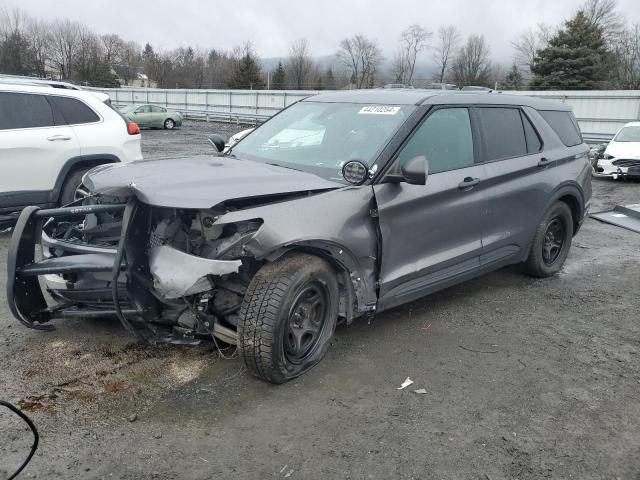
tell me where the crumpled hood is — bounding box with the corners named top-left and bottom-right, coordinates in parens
top-left (84, 156), bottom-right (341, 209)
top-left (605, 141), bottom-right (640, 160)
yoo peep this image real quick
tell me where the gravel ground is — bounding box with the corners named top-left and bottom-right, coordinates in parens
top-left (1, 121), bottom-right (639, 479)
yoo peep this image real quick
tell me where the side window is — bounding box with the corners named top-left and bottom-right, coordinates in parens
top-left (522, 112), bottom-right (542, 153)
top-left (151, 106), bottom-right (166, 113)
top-left (539, 110), bottom-right (582, 146)
top-left (137, 105), bottom-right (151, 113)
top-left (49, 96), bottom-right (100, 125)
top-left (476, 107), bottom-right (527, 161)
top-left (0, 92), bottom-right (55, 130)
top-left (396, 107), bottom-right (474, 174)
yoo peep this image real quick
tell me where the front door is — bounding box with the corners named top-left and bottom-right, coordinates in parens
top-left (374, 106), bottom-right (487, 310)
top-left (131, 105), bottom-right (152, 127)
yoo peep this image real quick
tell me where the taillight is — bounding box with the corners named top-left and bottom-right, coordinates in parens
top-left (127, 122), bottom-right (140, 135)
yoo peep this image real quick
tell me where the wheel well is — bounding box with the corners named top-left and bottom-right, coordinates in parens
top-left (558, 194), bottom-right (580, 234)
top-left (273, 246), bottom-right (358, 324)
top-left (52, 156), bottom-right (119, 204)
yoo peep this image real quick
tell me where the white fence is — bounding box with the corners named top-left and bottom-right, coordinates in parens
top-left (90, 87), bottom-right (318, 123)
top-left (89, 87), bottom-right (640, 141)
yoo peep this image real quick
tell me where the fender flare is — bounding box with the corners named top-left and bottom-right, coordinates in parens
top-left (539, 181), bottom-right (586, 234)
top-left (260, 240), bottom-right (375, 324)
top-left (50, 154), bottom-right (121, 204)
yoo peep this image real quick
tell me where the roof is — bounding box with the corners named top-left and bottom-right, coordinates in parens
top-left (0, 83), bottom-right (110, 103)
top-left (0, 76), bottom-right (80, 90)
top-left (304, 89), bottom-right (572, 111)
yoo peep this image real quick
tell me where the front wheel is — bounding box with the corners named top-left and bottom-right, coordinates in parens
top-left (59, 167), bottom-right (92, 206)
top-left (238, 253), bottom-right (339, 384)
top-left (164, 118), bottom-right (175, 130)
top-left (523, 202), bottom-right (573, 277)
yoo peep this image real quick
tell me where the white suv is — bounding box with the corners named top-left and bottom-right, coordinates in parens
top-left (0, 83), bottom-right (142, 226)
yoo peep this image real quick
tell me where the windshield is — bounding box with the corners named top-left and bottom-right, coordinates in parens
top-left (120, 105), bottom-right (137, 114)
top-left (231, 101), bottom-right (414, 182)
top-left (614, 125), bottom-right (640, 142)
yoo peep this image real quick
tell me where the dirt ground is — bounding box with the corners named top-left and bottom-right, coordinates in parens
top-left (1, 121), bottom-right (639, 479)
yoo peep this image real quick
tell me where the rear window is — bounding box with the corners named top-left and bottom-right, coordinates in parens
top-left (0, 92), bottom-right (55, 130)
top-left (50, 96), bottom-right (100, 125)
top-left (476, 107), bottom-right (527, 161)
top-left (539, 110), bottom-right (582, 146)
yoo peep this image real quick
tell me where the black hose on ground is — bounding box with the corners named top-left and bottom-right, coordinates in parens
top-left (0, 400), bottom-right (39, 480)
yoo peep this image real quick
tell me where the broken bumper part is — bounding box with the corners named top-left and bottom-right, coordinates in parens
top-left (7, 203), bottom-right (128, 330)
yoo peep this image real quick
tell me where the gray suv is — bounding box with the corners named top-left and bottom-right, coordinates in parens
top-left (7, 90), bottom-right (591, 384)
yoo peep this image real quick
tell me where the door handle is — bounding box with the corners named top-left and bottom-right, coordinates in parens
top-left (458, 177), bottom-right (480, 190)
top-left (538, 157), bottom-right (551, 167)
top-left (46, 135), bottom-right (72, 141)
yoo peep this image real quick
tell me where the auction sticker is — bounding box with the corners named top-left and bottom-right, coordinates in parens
top-left (358, 106), bottom-right (401, 115)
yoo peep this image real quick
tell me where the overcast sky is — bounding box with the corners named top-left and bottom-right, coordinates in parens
top-left (7, 0), bottom-right (640, 62)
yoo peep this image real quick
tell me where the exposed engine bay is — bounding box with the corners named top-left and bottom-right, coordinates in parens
top-left (33, 197), bottom-right (271, 345)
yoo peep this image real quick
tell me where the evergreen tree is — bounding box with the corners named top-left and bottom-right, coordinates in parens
top-left (503, 63), bottom-right (524, 90)
top-left (325, 67), bottom-right (336, 90)
top-left (229, 52), bottom-right (264, 89)
top-left (271, 61), bottom-right (287, 89)
top-left (314, 75), bottom-right (324, 90)
top-left (0, 31), bottom-right (32, 76)
top-left (531, 11), bottom-right (609, 89)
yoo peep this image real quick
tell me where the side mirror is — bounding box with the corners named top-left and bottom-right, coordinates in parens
top-left (386, 155), bottom-right (428, 185)
top-left (208, 134), bottom-right (226, 153)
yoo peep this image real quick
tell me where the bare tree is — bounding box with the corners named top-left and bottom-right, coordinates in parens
top-left (26, 18), bottom-right (51, 78)
top-left (451, 35), bottom-right (493, 87)
top-left (581, 0), bottom-right (625, 42)
top-left (398, 24), bottom-right (430, 85)
top-left (338, 34), bottom-right (383, 88)
top-left (511, 23), bottom-right (554, 71)
top-left (612, 24), bottom-right (640, 89)
top-left (432, 25), bottom-right (460, 83)
top-left (101, 33), bottom-right (125, 65)
top-left (117, 41), bottom-right (142, 86)
top-left (286, 38), bottom-right (314, 89)
top-left (50, 18), bottom-right (80, 79)
top-left (390, 48), bottom-right (409, 83)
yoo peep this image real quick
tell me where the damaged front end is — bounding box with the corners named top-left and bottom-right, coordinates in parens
top-left (7, 196), bottom-right (266, 346)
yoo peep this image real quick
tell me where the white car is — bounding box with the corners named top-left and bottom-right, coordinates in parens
top-left (0, 83), bottom-right (143, 226)
top-left (596, 122), bottom-right (640, 180)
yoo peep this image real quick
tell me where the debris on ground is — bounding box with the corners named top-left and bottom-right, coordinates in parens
top-left (397, 377), bottom-right (414, 390)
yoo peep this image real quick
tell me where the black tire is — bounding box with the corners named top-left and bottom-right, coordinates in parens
top-left (59, 167), bottom-right (91, 206)
top-left (164, 118), bottom-right (175, 130)
top-left (238, 253), bottom-right (339, 384)
top-left (523, 202), bottom-right (573, 278)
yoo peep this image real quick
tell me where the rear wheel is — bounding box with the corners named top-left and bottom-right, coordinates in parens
top-left (59, 167), bottom-right (92, 206)
top-left (238, 253), bottom-right (339, 384)
top-left (164, 118), bottom-right (175, 130)
top-left (523, 202), bottom-right (573, 277)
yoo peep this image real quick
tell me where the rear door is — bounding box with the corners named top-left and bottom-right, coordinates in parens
top-left (476, 106), bottom-right (560, 264)
top-left (151, 106), bottom-right (167, 127)
top-left (49, 95), bottom-right (104, 158)
top-left (0, 92), bottom-right (80, 198)
top-left (374, 106), bottom-right (488, 310)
